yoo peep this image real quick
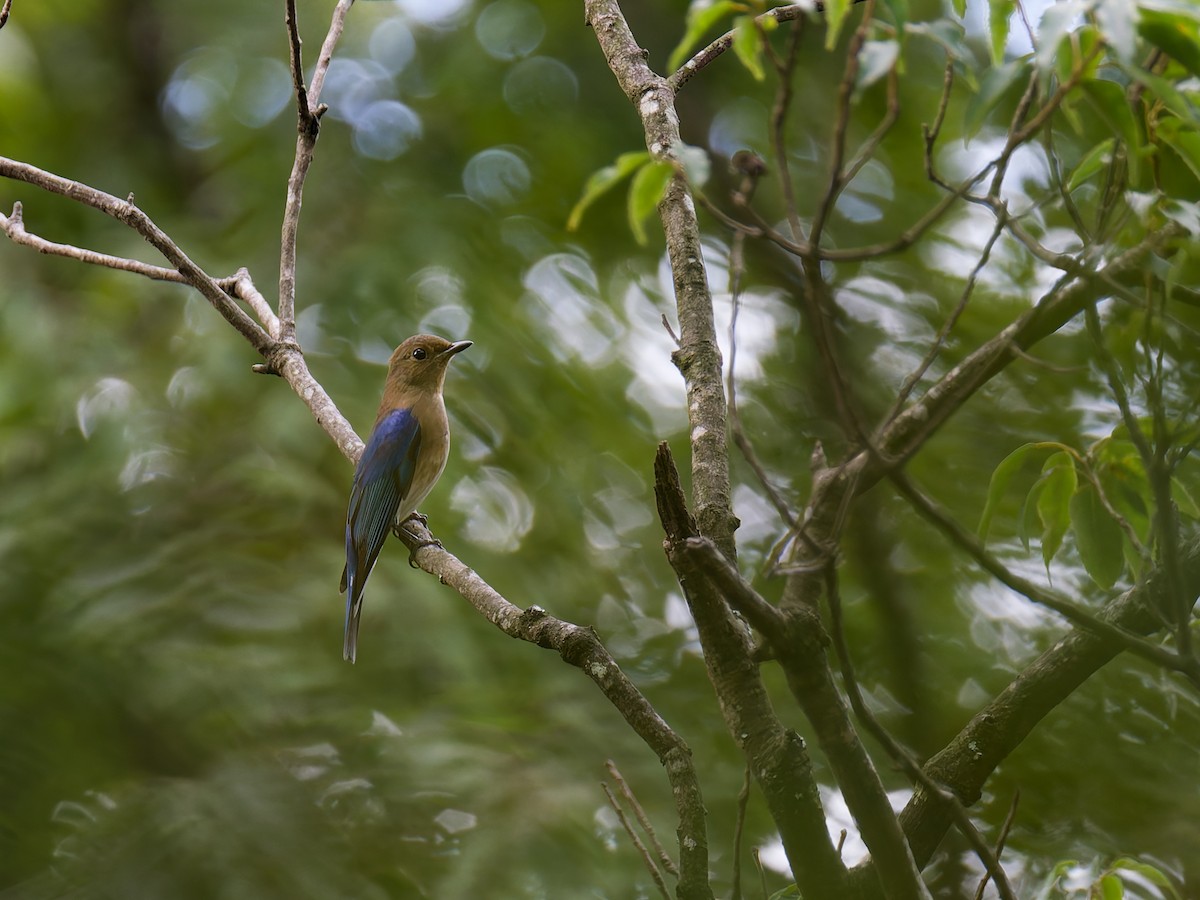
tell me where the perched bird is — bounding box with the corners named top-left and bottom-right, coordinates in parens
top-left (340, 334), bottom-right (472, 663)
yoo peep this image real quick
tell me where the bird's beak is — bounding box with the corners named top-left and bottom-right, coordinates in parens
top-left (443, 340), bottom-right (472, 357)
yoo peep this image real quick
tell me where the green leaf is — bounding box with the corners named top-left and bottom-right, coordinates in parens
top-left (825, 0), bottom-right (850, 50)
top-left (1172, 476), bottom-right (1200, 518)
top-left (881, 0), bottom-right (909, 33)
top-left (989, 0), bottom-right (1014, 64)
top-left (1069, 485), bottom-right (1124, 589)
top-left (1097, 872), bottom-right (1125, 900)
top-left (1122, 66), bottom-right (1200, 126)
top-left (1156, 117), bottom-right (1200, 185)
top-left (905, 20), bottom-right (971, 63)
top-left (1056, 25), bottom-right (1103, 86)
top-left (964, 59), bottom-right (1029, 139)
top-left (979, 442), bottom-right (1038, 540)
top-left (1035, 860), bottom-right (1079, 900)
top-left (1067, 138), bottom-right (1116, 191)
top-left (1108, 858), bottom-right (1183, 899)
top-left (668, 0), bottom-right (745, 73)
top-left (567, 151), bottom-right (650, 232)
top-left (1019, 475), bottom-right (1048, 553)
top-left (856, 40), bottom-right (900, 94)
top-left (1037, 451), bottom-right (1077, 569)
top-left (951, 0), bottom-right (966, 18)
top-left (733, 15), bottom-right (766, 81)
top-left (626, 160), bottom-right (674, 246)
top-left (1081, 77), bottom-right (1142, 183)
top-left (1138, 10), bottom-right (1200, 80)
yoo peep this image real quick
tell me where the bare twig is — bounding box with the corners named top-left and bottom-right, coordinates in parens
top-left (974, 791), bottom-right (1020, 900)
top-left (769, 18), bottom-right (807, 245)
top-left (605, 760), bottom-right (678, 877)
top-left (2, 201), bottom-right (206, 285)
top-left (0, 0), bottom-right (11, 30)
top-left (823, 564), bottom-right (1017, 900)
top-left (923, 60), bottom-right (954, 186)
top-left (883, 215), bottom-right (1006, 426)
top-left (278, 0), bottom-right (354, 347)
top-left (669, 4), bottom-right (812, 92)
top-left (727, 232), bottom-right (797, 528)
top-left (0, 156), bottom-right (272, 355)
top-left (810, 0), bottom-right (877, 249)
top-left (731, 763), bottom-right (752, 900)
top-left (602, 781), bottom-right (671, 900)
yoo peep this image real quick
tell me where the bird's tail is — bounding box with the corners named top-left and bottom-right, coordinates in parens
top-left (343, 587), bottom-right (362, 664)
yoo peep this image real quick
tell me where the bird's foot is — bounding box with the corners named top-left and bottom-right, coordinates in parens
top-left (407, 536), bottom-right (443, 568)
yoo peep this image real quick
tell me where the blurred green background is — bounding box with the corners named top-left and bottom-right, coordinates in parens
top-left (1, 1), bottom-right (1198, 897)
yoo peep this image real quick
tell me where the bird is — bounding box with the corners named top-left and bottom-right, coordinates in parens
top-left (340, 334), bottom-right (472, 663)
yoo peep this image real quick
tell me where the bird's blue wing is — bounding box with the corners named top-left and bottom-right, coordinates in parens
top-left (342, 407), bottom-right (422, 661)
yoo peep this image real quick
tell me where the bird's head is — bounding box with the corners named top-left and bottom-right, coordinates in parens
top-left (385, 333), bottom-right (472, 391)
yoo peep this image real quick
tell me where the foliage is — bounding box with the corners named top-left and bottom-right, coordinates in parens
top-left (2, 0), bottom-right (1200, 897)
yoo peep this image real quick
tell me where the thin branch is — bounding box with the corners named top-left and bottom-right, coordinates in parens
top-left (0, 0), bottom-right (11, 30)
top-left (810, 0), bottom-right (876, 249)
top-left (396, 514), bottom-right (713, 900)
top-left (727, 231), bottom-right (797, 528)
top-left (602, 781), bottom-right (671, 900)
top-left (883, 215), bottom-right (1006, 426)
top-left (668, 4), bottom-right (811, 92)
top-left (605, 760), bottom-right (678, 877)
top-left (285, 0), bottom-right (313, 122)
top-left (0, 204), bottom-right (282, 338)
top-left (923, 60), bottom-right (954, 185)
top-left (823, 564), bottom-right (1017, 900)
top-left (2, 201), bottom-right (201, 285)
top-left (888, 469), bottom-right (1200, 684)
top-left (974, 791), bottom-right (1020, 900)
top-left (0, 156), bottom-right (273, 356)
top-left (731, 763), bottom-right (752, 900)
top-left (841, 65), bottom-right (900, 188)
top-left (278, 0), bottom-right (353, 347)
top-left (769, 18), bottom-right (807, 245)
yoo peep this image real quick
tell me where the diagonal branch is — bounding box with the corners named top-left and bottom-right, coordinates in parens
top-left (394, 515), bottom-right (714, 900)
top-left (846, 536), bottom-right (1200, 890)
top-left (0, 155), bottom-right (272, 355)
top-left (653, 444), bottom-right (849, 897)
top-left (0, 157), bottom-right (359, 461)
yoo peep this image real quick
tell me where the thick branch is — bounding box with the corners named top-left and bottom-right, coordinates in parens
top-left (655, 444), bottom-right (849, 897)
top-left (845, 537), bottom-right (1200, 893)
top-left (585, 0), bottom-right (738, 561)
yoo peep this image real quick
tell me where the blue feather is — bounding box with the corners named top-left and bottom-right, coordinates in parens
top-left (342, 407), bottom-right (422, 662)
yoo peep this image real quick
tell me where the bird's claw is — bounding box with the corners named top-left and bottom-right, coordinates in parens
top-left (408, 537), bottom-right (443, 568)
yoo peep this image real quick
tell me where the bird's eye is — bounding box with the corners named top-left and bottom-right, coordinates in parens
top-left (412, 347), bottom-right (428, 361)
